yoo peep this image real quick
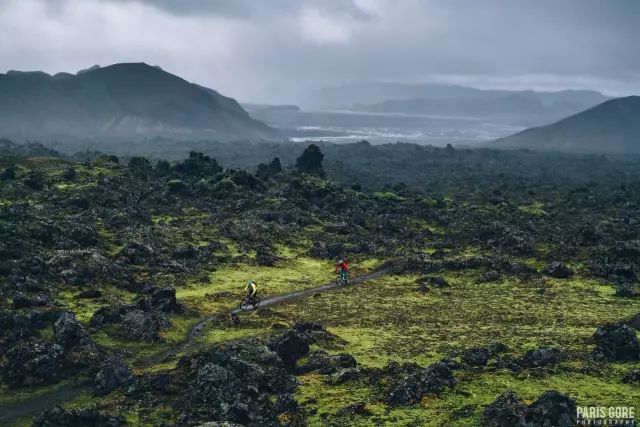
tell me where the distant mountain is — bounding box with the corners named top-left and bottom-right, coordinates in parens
top-left (493, 96), bottom-right (640, 153)
top-left (308, 82), bottom-right (610, 126)
top-left (241, 103), bottom-right (301, 113)
top-left (0, 63), bottom-right (275, 141)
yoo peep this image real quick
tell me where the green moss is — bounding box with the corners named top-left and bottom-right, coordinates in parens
top-left (518, 201), bottom-right (547, 217)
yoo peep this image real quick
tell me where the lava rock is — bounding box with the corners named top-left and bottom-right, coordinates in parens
top-left (524, 390), bottom-right (577, 427)
top-left (12, 292), bottom-right (49, 309)
top-left (296, 350), bottom-right (357, 374)
top-left (54, 312), bottom-right (91, 349)
top-left (94, 357), bottom-right (134, 395)
top-left (32, 406), bottom-right (125, 427)
top-left (593, 323), bottom-right (640, 361)
top-left (622, 368), bottom-right (640, 384)
top-left (385, 361), bottom-right (456, 405)
top-left (480, 270), bottom-right (502, 282)
top-left (337, 401), bottom-right (370, 417)
top-left (615, 283), bottom-right (639, 298)
top-left (121, 309), bottom-right (170, 342)
top-left (117, 242), bottom-right (154, 264)
top-left (541, 262), bottom-right (573, 279)
top-left (461, 347), bottom-right (490, 367)
top-left (3, 340), bottom-right (64, 387)
top-left (483, 391), bottom-right (527, 427)
top-left (78, 289), bottom-right (102, 299)
top-left (150, 286), bottom-right (183, 313)
top-left (520, 347), bottom-right (562, 368)
top-left (271, 330), bottom-right (310, 367)
top-left (416, 275), bottom-right (449, 288)
top-left (629, 313), bottom-right (640, 330)
top-left (183, 342), bottom-right (298, 425)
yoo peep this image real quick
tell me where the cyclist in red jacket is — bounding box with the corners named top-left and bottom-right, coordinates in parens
top-left (336, 258), bottom-right (349, 275)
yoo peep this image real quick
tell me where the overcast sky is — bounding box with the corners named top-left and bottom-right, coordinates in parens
top-left (1, 0), bottom-right (639, 103)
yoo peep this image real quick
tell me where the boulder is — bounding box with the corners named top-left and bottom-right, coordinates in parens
top-left (483, 391), bottom-right (527, 427)
top-left (416, 275), bottom-right (449, 288)
top-left (94, 357), bottom-right (134, 395)
top-left (520, 347), bottom-right (562, 368)
top-left (296, 350), bottom-right (357, 374)
top-left (183, 343), bottom-right (298, 425)
top-left (271, 330), bottom-right (310, 367)
top-left (121, 309), bottom-right (170, 342)
top-left (593, 323), bottom-right (640, 361)
top-left (150, 286), bottom-right (183, 313)
top-left (385, 361), bottom-right (456, 405)
top-left (541, 262), bottom-right (573, 279)
top-left (480, 270), bottom-right (502, 283)
top-left (78, 289), bottom-right (102, 299)
top-left (54, 312), bottom-right (91, 349)
top-left (524, 390), bottom-right (576, 427)
top-left (615, 283), bottom-right (639, 298)
top-left (32, 406), bottom-right (125, 427)
top-left (629, 313), bottom-right (640, 330)
top-left (3, 340), bottom-right (64, 387)
top-left (622, 368), bottom-right (640, 384)
top-left (12, 292), bottom-right (49, 309)
top-left (461, 347), bottom-right (490, 367)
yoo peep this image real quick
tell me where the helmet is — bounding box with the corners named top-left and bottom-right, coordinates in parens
top-left (247, 280), bottom-right (255, 285)
top-left (338, 258), bottom-right (344, 264)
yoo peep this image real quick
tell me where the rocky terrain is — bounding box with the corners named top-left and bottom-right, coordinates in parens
top-left (0, 140), bottom-right (639, 426)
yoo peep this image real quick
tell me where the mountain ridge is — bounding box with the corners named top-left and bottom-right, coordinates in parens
top-left (0, 62), bottom-right (275, 141)
top-left (492, 95), bottom-right (640, 153)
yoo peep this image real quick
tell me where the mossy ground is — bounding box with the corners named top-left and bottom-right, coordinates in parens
top-left (185, 264), bottom-right (640, 426)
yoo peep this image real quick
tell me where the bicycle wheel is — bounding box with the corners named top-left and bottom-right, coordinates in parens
top-left (252, 296), bottom-right (261, 309)
top-left (240, 297), bottom-right (251, 311)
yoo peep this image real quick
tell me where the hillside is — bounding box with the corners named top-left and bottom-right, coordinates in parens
top-left (494, 96), bottom-right (640, 153)
top-left (0, 63), bottom-right (275, 141)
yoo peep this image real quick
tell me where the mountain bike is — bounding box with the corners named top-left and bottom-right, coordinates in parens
top-left (336, 270), bottom-right (350, 286)
top-left (240, 294), bottom-right (261, 311)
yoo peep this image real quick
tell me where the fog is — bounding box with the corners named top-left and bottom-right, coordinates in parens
top-left (1, 0), bottom-right (639, 104)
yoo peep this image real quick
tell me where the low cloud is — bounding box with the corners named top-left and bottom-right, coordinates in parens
top-left (0, 0), bottom-right (638, 103)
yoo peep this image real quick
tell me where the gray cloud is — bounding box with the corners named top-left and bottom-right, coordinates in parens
top-left (0, 0), bottom-right (638, 103)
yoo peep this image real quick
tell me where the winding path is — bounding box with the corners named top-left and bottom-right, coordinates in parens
top-left (0, 268), bottom-right (388, 424)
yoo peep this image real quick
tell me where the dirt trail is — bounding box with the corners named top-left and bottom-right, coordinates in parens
top-left (0, 268), bottom-right (388, 424)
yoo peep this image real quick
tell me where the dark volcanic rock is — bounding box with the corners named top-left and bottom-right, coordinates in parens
top-left (524, 390), bottom-right (577, 427)
top-left (416, 275), bottom-right (449, 288)
top-left (121, 309), bottom-right (170, 342)
top-left (32, 406), bottom-right (125, 427)
top-left (54, 312), bottom-right (91, 349)
top-left (629, 313), bottom-right (640, 330)
top-left (150, 286), bottom-right (183, 313)
top-left (271, 330), bottom-right (310, 367)
top-left (615, 283), bottom-right (639, 298)
top-left (296, 350), bottom-right (357, 374)
top-left (3, 340), bottom-right (64, 387)
top-left (461, 347), bottom-right (490, 367)
top-left (94, 357), bottom-right (134, 395)
top-left (520, 347), bottom-right (562, 368)
top-left (483, 391), bottom-right (527, 427)
top-left (541, 262), bottom-right (573, 279)
top-left (78, 289), bottom-right (102, 299)
top-left (593, 323), bottom-right (640, 361)
top-left (385, 361), bottom-right (456, 405)
top-left (480, 270), bottom-right (502, 282)
top-left (12, 292), bottom-right (49, 309)
top-left (117, 242), bottom-right (154, 264)
top-left (183, 342), bottom-right (298, 425)
top-left (622, 368), bottom-right (640, 384)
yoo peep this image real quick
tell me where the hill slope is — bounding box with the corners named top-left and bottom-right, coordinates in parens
top-left (0, 63), bottom-right (275, 141)
top-left (494, 96), bottom-right (640, 153)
